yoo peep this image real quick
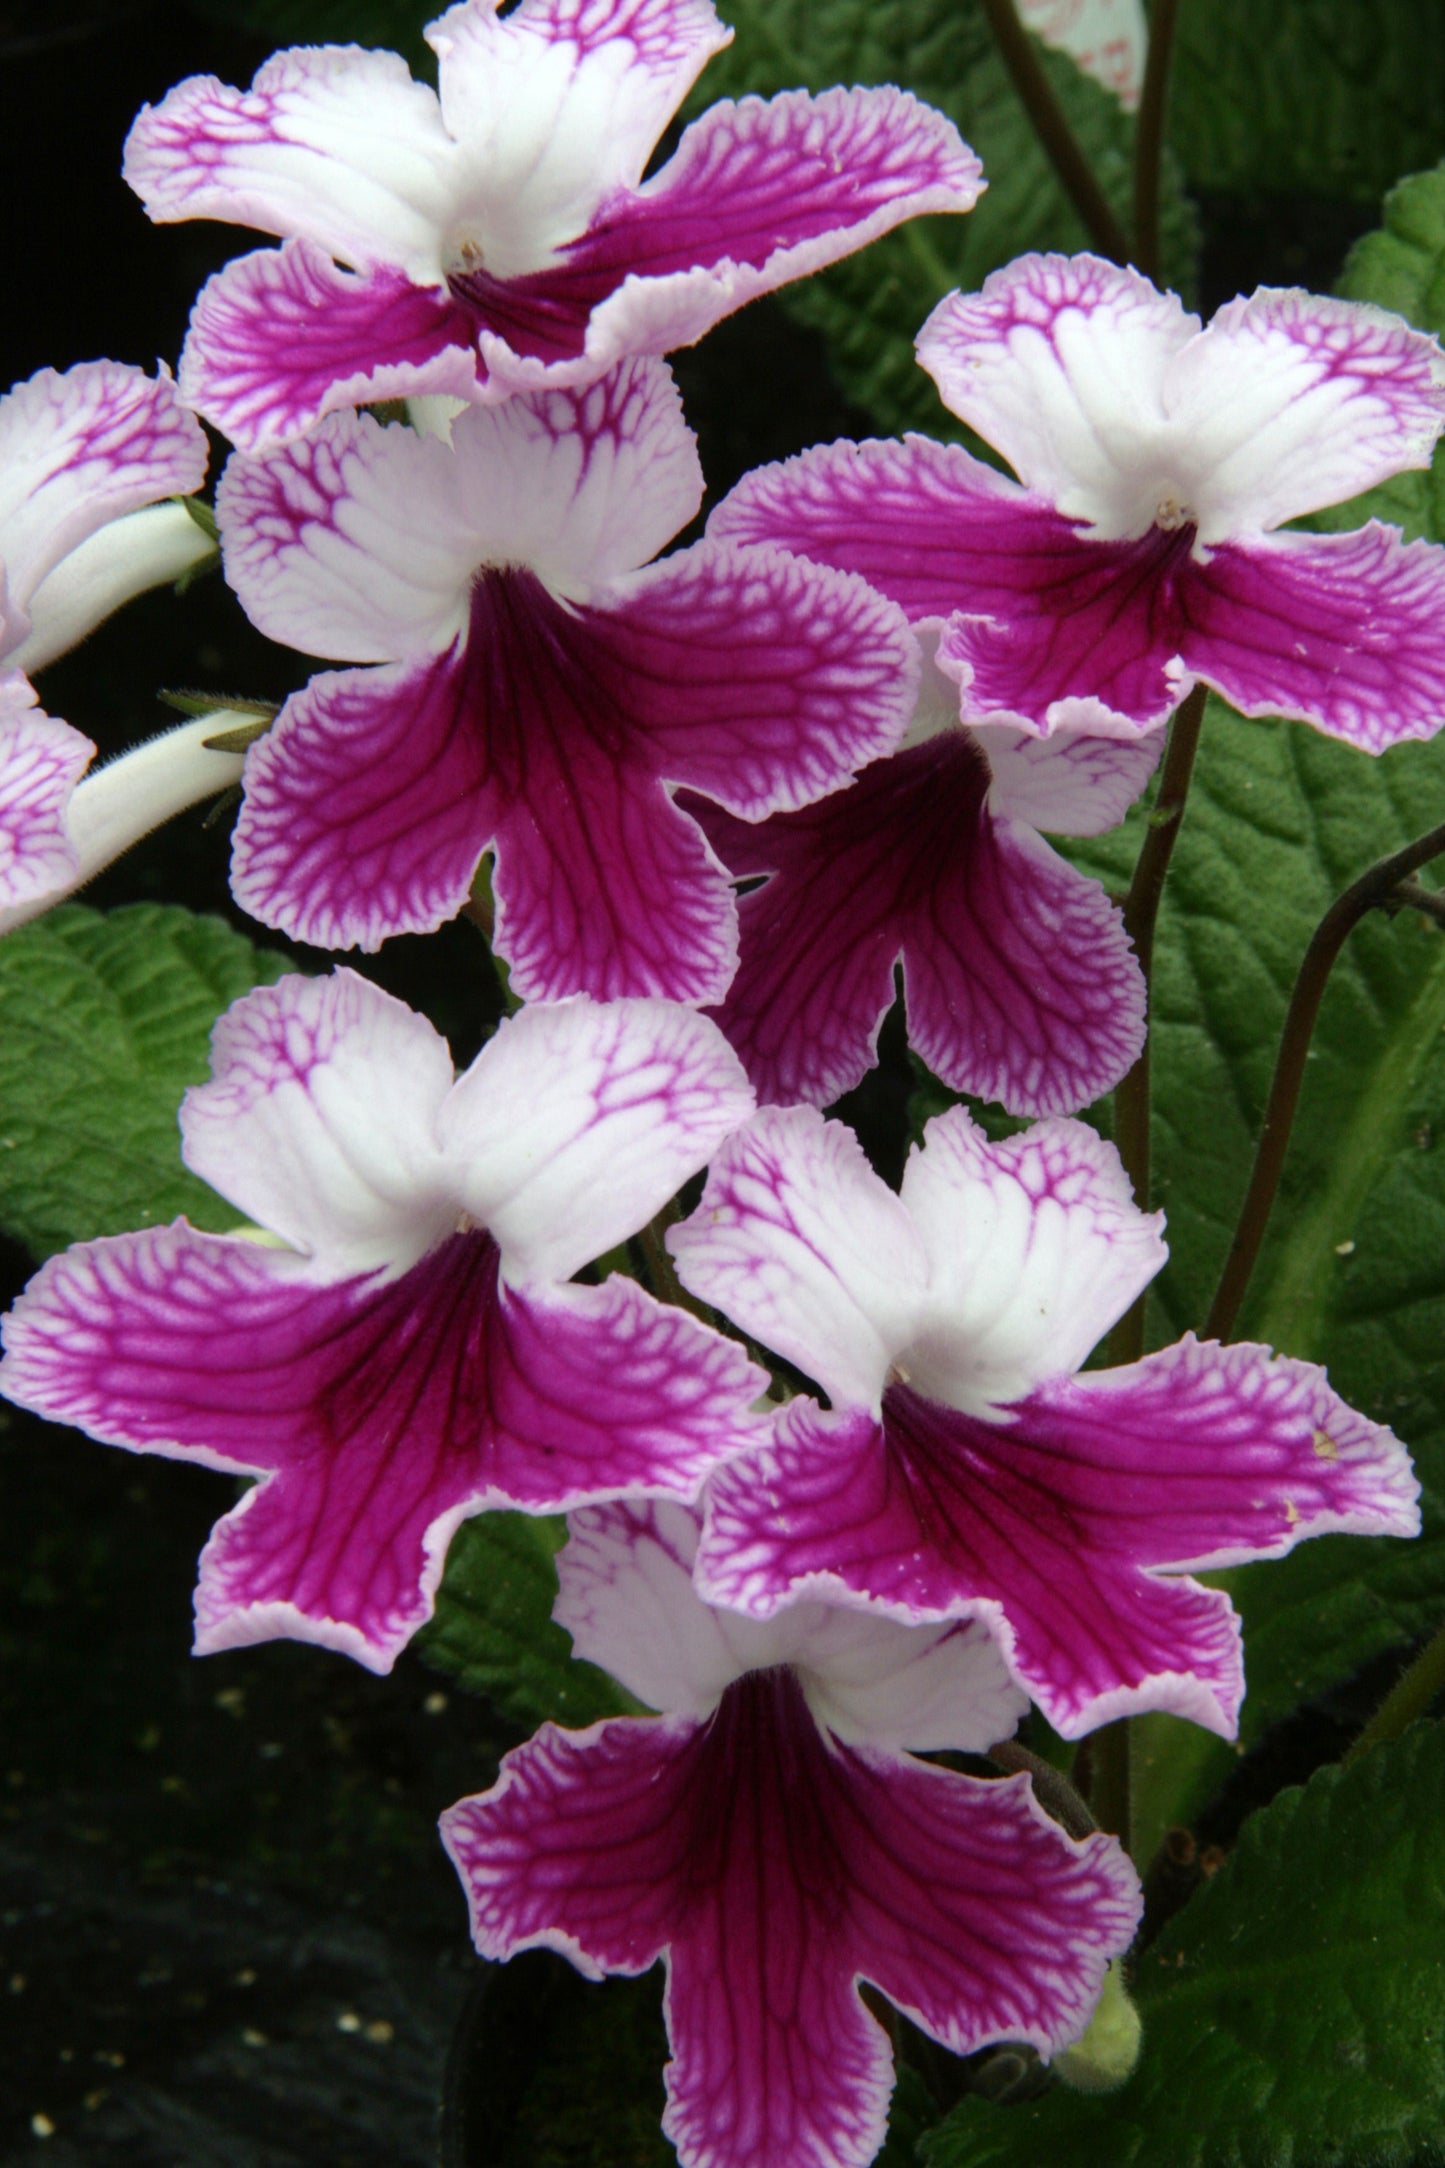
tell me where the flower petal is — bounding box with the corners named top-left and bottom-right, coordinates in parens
top-left (0, 676), bottom-right (93, 913)
top-left (1179, 525), bottom-right (1445, 753)
top-left (228, 650), bottom-right (493, 951)
top-left (669, 1106), bottom-right (928, 1414)
top-left (0, 363), bottom-right (207, 652)
top-left (432, 0), bottom-right (732, 245)
top-left (467, 84), bottom-right (983, 400)
top-left (10, 503), bottom-right (215, 678)
top-left (916, 255), bottom-right (1198, 528)
top-left (180, 969), bottom-right (458, 1276)
top-left (444, 997), bottom-right (753, 1285)
top-left (694, 731), bottom-right (1146, 1116)
top-left (442, 1671), bottom-right (1139, 2168)
top-left (555, 1498), bottom-right (1026, 1750)
top-left (697, 1328), bottom-right (1417, 1737)
top-left (180, 241), bottom-right (481, 452)
top-left (898, 1106), bottom-right (1165, 1411)
top-left (123, 47), bottom-right (458, 276)
top-left (975, 719), bottom-right (1163, 836)
top-left (0, 1223), bottom-right (760, 1669)
top-left (218, 361), bottom-right (703, 659)
top-left (1163, 286), bottom-right (1445, 537)
top-left (1017, 0), bottom-right (1146, 108)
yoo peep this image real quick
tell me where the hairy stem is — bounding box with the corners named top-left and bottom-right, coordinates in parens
top-left (1206, 821), bottom-right (1445, 1342)
top-left (1107, 682), bottom-right (1208, 1366)
top-left (1344, 1614), bottom-right (1445, 1766)
top-left (980, 0), bottom-right (1131, 264)
top-left (1132, 0), bottom-right (1182, 277)
top-left (1085, 1720), bottom-right (1131, 1849)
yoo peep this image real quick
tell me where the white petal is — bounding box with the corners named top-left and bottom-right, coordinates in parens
top-left (180, 969), bottom-right (459, 1276)
top-left (442, 996), bottom-right (754, 1286)
top-left (669, 1106), bottom-right (930, 1413)
top-left (10, 503), bottom-right (214, 676)
top-left (975, 718), bottom-right (1163, 836)
top-left (897, 1106), bottom-right (1166, 1411)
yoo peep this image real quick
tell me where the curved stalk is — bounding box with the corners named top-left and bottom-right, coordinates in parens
top-left (1344, 1614), bottom-right (1445, 1766)
top-left (1205, 820), bottom-right (1445, 1343)
top-left (1132, 0), bottom-right (1182, 277)
top-left (979, 0), bottom-right (1131, 264)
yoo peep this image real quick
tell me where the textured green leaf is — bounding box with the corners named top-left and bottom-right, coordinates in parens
top-left (417, 1512), bottom-right (632, 1731)
top-left (1170, 0), bottom-right (1445, 203)
top-left (687, 0), bottom-right (1195, 436)
top-left (925, 1721), bottom-right (1445, 2168)
top-left (0, 905), bottom-right (289, 1259)
top-left (1316, 163), bottom-right (1445, 546)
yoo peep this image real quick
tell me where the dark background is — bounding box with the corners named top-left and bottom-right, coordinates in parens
top-left (0, 2), bottom-right (1387, 2161)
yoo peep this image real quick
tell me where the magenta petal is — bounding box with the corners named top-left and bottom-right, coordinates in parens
top-left (1, 1224), bottom-right (761, 1670)
top-left (230, 650), bottom-right (489, 950)
top-left (0, 682), bottom-right (93, 912)
top-left (1180, 525), bottom-right (1445, 752)
top-left (443, 1672), bottom-right (1138, 2168)
top-left (698, 1333), bottom-right (1417, 1737)
top-left (690, 732), bottom-right (1143, 1115)
top-left (182, 241), bottom-right (480, 450)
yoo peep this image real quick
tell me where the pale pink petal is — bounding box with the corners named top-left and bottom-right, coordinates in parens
top-left (0, 676), bottom-right (93, 912)
top-left (916, 255), bottom-right (1198, 529)
top-left (898, 1107), bottom-right (1165, 1413)
top-left (442, 1675), bottom-right (1139, 2168)
top-left (123, 49), bottom-right (458, 277)
top-left (1164, 286), bottom-right (1445, 536)
top-left (669, 1106), bottom-right (928, 1414)
top-left (431, 0), bottom-right (732, 245)
top-left (601, 540), bottom-right (916, 816)
top-left (444, 999), bottom-right (753, 1285)
top-left (1017, 0), bottom-right (1146, 108)
top-left (974, 719), bottom-right (1163, 836)
top-left (180, 970), bottom-right (458, 1277)
top-left (697, 1330), bottom-right (1416, 1737)
top-left (555, 1499), bottom-right (1026, 1750)
top-left (692, 732), bottom-right (1145, 1117)
top-left (0, 1223), bottom-right (759, 1669)
top-left (1178, 525), bottom-right (1445, 753)
top-left (11, 503), bottom-right (215, 678)
top-left (0, 362), bottom-right (207, 652)
top-left (180, 242), bottom-right (482, 452)
top-left (470, 86), bottom-right (984, 399)
top-left (218, 362), bottom-right (703, 658)
top-left (228, 650), bottom-right (493, 951)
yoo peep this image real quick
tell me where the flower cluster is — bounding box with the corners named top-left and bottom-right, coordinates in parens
top-left (3, 3), bottom-right (1444, 2164)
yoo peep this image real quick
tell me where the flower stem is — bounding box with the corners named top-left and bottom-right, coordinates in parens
top-left (1205, 820), bottom-right (1445, 1343)
top-left (639, 1201), bottom-right (715, 1325)
top-left (979, 0), bottom-right (1132, 264)
top-left (1107, 682), bottom-right (1208, 1366)
top-left (1084, 1720), bottom-right (1132, 1850)
top-left (1132, 0), bottom-right (1182, 278)
top-left (1344, 1614), bottom-right (1445, 1766)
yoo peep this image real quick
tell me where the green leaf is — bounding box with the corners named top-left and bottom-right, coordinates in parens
top-left (1169, 1), bottom-right (1445, 204)
top-left (1065, 702), bottom-right (1445, 1851)
top-left (0, 905), bottom-right (290, 1260)
top-left (417, 1512), bottom-right (632, 1731)
top-left (687, 0), bottom-right (1195, 436)
top-left (1315, 162), bottom-right (1445, 547)
top-left (925, 1721), bottom-right (1445, 2168)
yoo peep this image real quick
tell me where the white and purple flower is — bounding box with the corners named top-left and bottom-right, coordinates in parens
top-left (215, 355), bottom-right (918, 992)
top-left (669, 1105), bottom-right (1420, 1739)
top-left (124, 0), bottom-right (984, 450)
top-left (713, 253), bottom-right (1445, 751)
top-left (687, 638), bottom-right (1161, 1114)
top-left (442, 1499), bottom-right (1141, 2168)
top-left (0, 970), bottom-right (766, 1671)
top-left (0, 360), bottom-right (221, 921)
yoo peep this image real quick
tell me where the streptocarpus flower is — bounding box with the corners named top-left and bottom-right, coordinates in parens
top-left (216, 357), bottom-right (917, 991)
top-left (123, 0), bottom-right (984, 450)
top-left (0, 970), bottom-right (766, 1671)
top-left (686, 638), bottom-right (1160, 1113)
top-left (712, 254), bottom-right (1445, 750)
top-left (0, 359), bottom-right (211, 676)
top-left (1017, 0), bottom-right (1145, 108)
top-left (669, 1105), bottom-right (1420, 1739)
top-left (442, 1500), bottom-right (1141, 2168)
top-left (0, 360), bottom-right (224, 923)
